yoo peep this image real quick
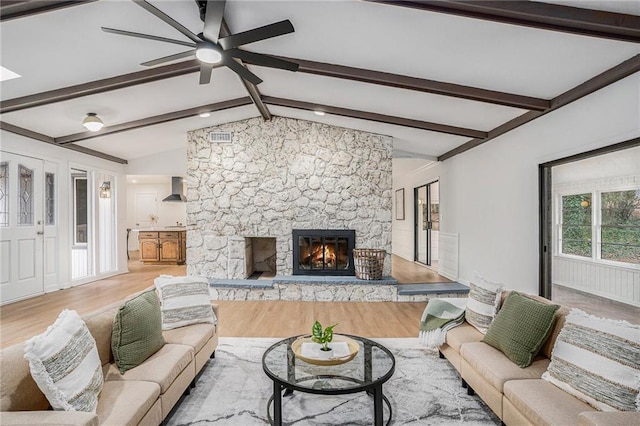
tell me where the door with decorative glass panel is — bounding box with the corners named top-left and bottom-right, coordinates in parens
top-left (0, 152), bottom-right (54, 303)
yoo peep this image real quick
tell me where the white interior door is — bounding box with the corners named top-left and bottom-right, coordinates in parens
top-left (0, 152), bottom-right (45, 303)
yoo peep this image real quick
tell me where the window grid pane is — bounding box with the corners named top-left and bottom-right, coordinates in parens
top-left (0, 162), bottom-right (8, 227)
top-left (600, 189), bottom-right (640, 264)
top-left (18, 165), bottom-right (33, 226)
top-left (561, 193), bottom-right (592, 257)
top-left (46, 172), bottom-right (55, 225)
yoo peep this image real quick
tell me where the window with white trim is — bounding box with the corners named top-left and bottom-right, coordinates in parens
top-left (559, 189), bottom-right (640, 266)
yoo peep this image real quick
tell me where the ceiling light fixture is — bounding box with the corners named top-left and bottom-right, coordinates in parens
top-left (314, 110), bottom-right (325, 116)
top-left (199, 112), bottom-right (211, 118)
top-left (82, 113), bottom-right (104, 132)
top-left (195, 43), bottom-right (222, 64)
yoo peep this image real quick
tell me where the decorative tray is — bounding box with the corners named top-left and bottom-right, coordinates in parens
top-left (291, 335), bottom-right (360, 366)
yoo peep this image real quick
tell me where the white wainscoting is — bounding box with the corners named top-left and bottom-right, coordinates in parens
top-left (438, 232), bottom-right (459, 281)
top-left (553, 256), bottom-right (640, 307)
top-left (71, 247), bottom-right (89, 280)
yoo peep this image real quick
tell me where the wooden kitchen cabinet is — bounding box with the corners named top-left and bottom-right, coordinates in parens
top-left (138, 230), bottom-right (186, 264)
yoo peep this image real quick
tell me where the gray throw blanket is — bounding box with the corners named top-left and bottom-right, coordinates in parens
top-left (419, 298), bottom-right (467, 348)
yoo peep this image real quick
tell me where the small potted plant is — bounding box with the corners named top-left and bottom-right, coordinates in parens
top-left (312, 321), bottom-right (337, 359)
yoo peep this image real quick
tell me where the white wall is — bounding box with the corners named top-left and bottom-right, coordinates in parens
top-left (439, 74), bottom-right (638, 293)
top-left (125, 148), bottom-right (187, 176)
top-left (1, 131), bottom-right (128, 291)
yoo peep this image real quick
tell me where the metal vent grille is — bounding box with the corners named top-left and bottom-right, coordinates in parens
top-left (209, 131), bottom-right (233, 143)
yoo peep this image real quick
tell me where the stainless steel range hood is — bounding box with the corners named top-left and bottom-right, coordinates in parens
top-left (162, 177), bottom-right (186, 202)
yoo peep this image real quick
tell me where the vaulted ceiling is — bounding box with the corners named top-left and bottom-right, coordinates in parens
top-left (1, 0), bottom-right (639, 165)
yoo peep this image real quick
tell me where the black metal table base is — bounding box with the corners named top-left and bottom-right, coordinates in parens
top-left (266, 385), bottom-right (392, 426)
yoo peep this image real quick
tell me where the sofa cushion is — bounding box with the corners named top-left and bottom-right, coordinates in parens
top-left (482, 292), bottom-right (559, 367)
top-left (504, 379), bottom-right (595, 426)
top-left (460, 342), bottom-right (550, 392)
top-left (97, 380), bottom-right (161, 426)
top-left (154, 275), bottom-right (216, 330)
top-left (163, 323), bottom-right (216, 353)
top-left (23, 309), bottom-right (103, 412)
top-left (445, 323), bottom-right (483, 352)
top-left (465, 274), bottom-right (503, 334)
top-left (542, 308), bottom-right (640, 412)
top-left (103, 343), bottom-right (193, 394)
top-left (111, 290), bottom-right (165, 374)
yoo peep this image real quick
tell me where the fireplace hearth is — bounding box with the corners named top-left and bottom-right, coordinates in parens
top-left (292, 229), bottom-right (356, 276)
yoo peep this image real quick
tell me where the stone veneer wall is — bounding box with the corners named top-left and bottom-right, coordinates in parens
top-left (186, 116), bottom-right (392, 279)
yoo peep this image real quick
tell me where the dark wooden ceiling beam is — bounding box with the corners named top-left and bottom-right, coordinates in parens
top-left (438, 54), bottom-right (640, 161)
top-left (221, 20), bottom-right (271, 121)
top-left (365, 1), bottom-right (640, 43)
top-left (0, 0), bottom-right (96, 21)
top-left (262, 96), bottom-right (487, 138)
top-left (0, 60), bottom-right (204, 114)
top-left (0, 121), bottom-right (127, 163)
top-left (56, 97), bottom-right (253, 145)
top-left (260, 56), bottom-right (549, 111)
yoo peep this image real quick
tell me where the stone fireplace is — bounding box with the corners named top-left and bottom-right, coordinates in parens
top-left (186, 116), bottom-right (392, 280)
top-left (292, 229), bottom-right (355, 276)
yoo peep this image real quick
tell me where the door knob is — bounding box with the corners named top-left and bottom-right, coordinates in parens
top-left (37, 231), bottom-right (44, 235)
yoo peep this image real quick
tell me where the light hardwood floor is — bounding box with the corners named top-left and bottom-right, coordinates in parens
top-left (0, 254), bottom-right (433, 349)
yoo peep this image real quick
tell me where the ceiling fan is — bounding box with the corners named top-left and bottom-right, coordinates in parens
top-left (102, 0), bottom-right (299, 85)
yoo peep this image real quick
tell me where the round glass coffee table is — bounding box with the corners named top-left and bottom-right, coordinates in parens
top-left (262, 334), bottom-right (395, 426)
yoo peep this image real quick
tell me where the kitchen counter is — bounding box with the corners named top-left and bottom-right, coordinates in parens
top-left (132, 226), bottom-right (186, 232)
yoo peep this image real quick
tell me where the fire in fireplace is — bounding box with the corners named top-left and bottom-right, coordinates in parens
top-left (292, 229), bottom-right (356, 275)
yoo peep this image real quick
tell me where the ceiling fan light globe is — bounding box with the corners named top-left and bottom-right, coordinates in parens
top-left (196, 44), bottom-right (222, 64)
top-left (82, 113), bottom-right (104, 132)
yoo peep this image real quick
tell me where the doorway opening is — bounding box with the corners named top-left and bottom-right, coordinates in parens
top-left (539, 139), bottom-right (640, 324)
top-left (414, 181), bottom-right (439, 269)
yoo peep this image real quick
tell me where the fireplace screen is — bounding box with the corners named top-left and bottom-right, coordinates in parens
top-left (292, 230), bottom-right (355, 275)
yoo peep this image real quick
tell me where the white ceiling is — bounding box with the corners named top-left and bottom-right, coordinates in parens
top-left (1, 0), bottom-right (639, 163)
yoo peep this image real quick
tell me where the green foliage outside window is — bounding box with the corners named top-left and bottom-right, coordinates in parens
top-left (561, 193), bottom-right (592, 257)
top-left (601, 190), bottom-right (640, 264)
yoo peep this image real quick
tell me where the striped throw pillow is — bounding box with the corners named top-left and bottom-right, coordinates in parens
top-left (542, 309), bottom-right (640, 412)
top-left (465, 274), bottom-right (503, 334)
top-left (24, 310), bottom-right (103, 412)
top-left (155, 275), bottom-right (217, 330)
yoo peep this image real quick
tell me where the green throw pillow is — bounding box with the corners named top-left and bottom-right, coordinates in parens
top-left (112, 290), bottom-right (165, 374)
top-left (482, 292), bottom-right (559, 368)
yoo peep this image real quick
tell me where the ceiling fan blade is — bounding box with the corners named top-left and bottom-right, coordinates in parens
top-left (219, 19), bottom-right (294, 50)
top-left (132, 0), bottom-right (201, 43)
top-left (141, 50), bottom-right (196, 67)
top-left (203, 0), bottom-right (226, 43)
top-left (102, 27), bottom-right (196, 48)
top-left (224, 58), bottom-right (263, 85)
top-left (228, 49), bottom-right (299, 72)
top-left (199, 63), bottom-right (214, 84)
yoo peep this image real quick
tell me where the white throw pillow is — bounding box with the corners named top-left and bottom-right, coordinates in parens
top-left (154, 275), bottom-right (217, 330)
top-left (465, 273), bottom-right (503, 334)
top-left (23, 309), bottom-right (103, 412)
top-left (542, 308), bottom-right (640, 412)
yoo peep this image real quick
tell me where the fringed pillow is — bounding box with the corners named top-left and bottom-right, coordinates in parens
top-left (465, 274), bottom-right (503, 334)
top-left (154, 275), bottom-right (216, 330)
top-left (24, 309), bottom-right (103, 412)
top-left (542, 309), bottom-right (640, 411)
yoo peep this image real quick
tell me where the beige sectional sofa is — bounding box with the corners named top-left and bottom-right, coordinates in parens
top-left (0, 297), bottom-right (219, 425)
top-left (439, 291), bottom-right (638, 426)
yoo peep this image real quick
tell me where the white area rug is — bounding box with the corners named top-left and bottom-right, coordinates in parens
top-left (166, 337), bottom-right (500, 425)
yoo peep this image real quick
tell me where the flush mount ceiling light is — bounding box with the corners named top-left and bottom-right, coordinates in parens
top-left (314, 110), bottom-right (326, 116)
top-left (199, 112), bottom-right (211, 118)
top-left (195, 42), bottom-right (222, 64)
top-left (82, 113), bottom-right (104, 132)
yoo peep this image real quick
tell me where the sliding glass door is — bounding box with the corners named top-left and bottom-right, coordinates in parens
top-left (414, 181), bottom-right (439, 267)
